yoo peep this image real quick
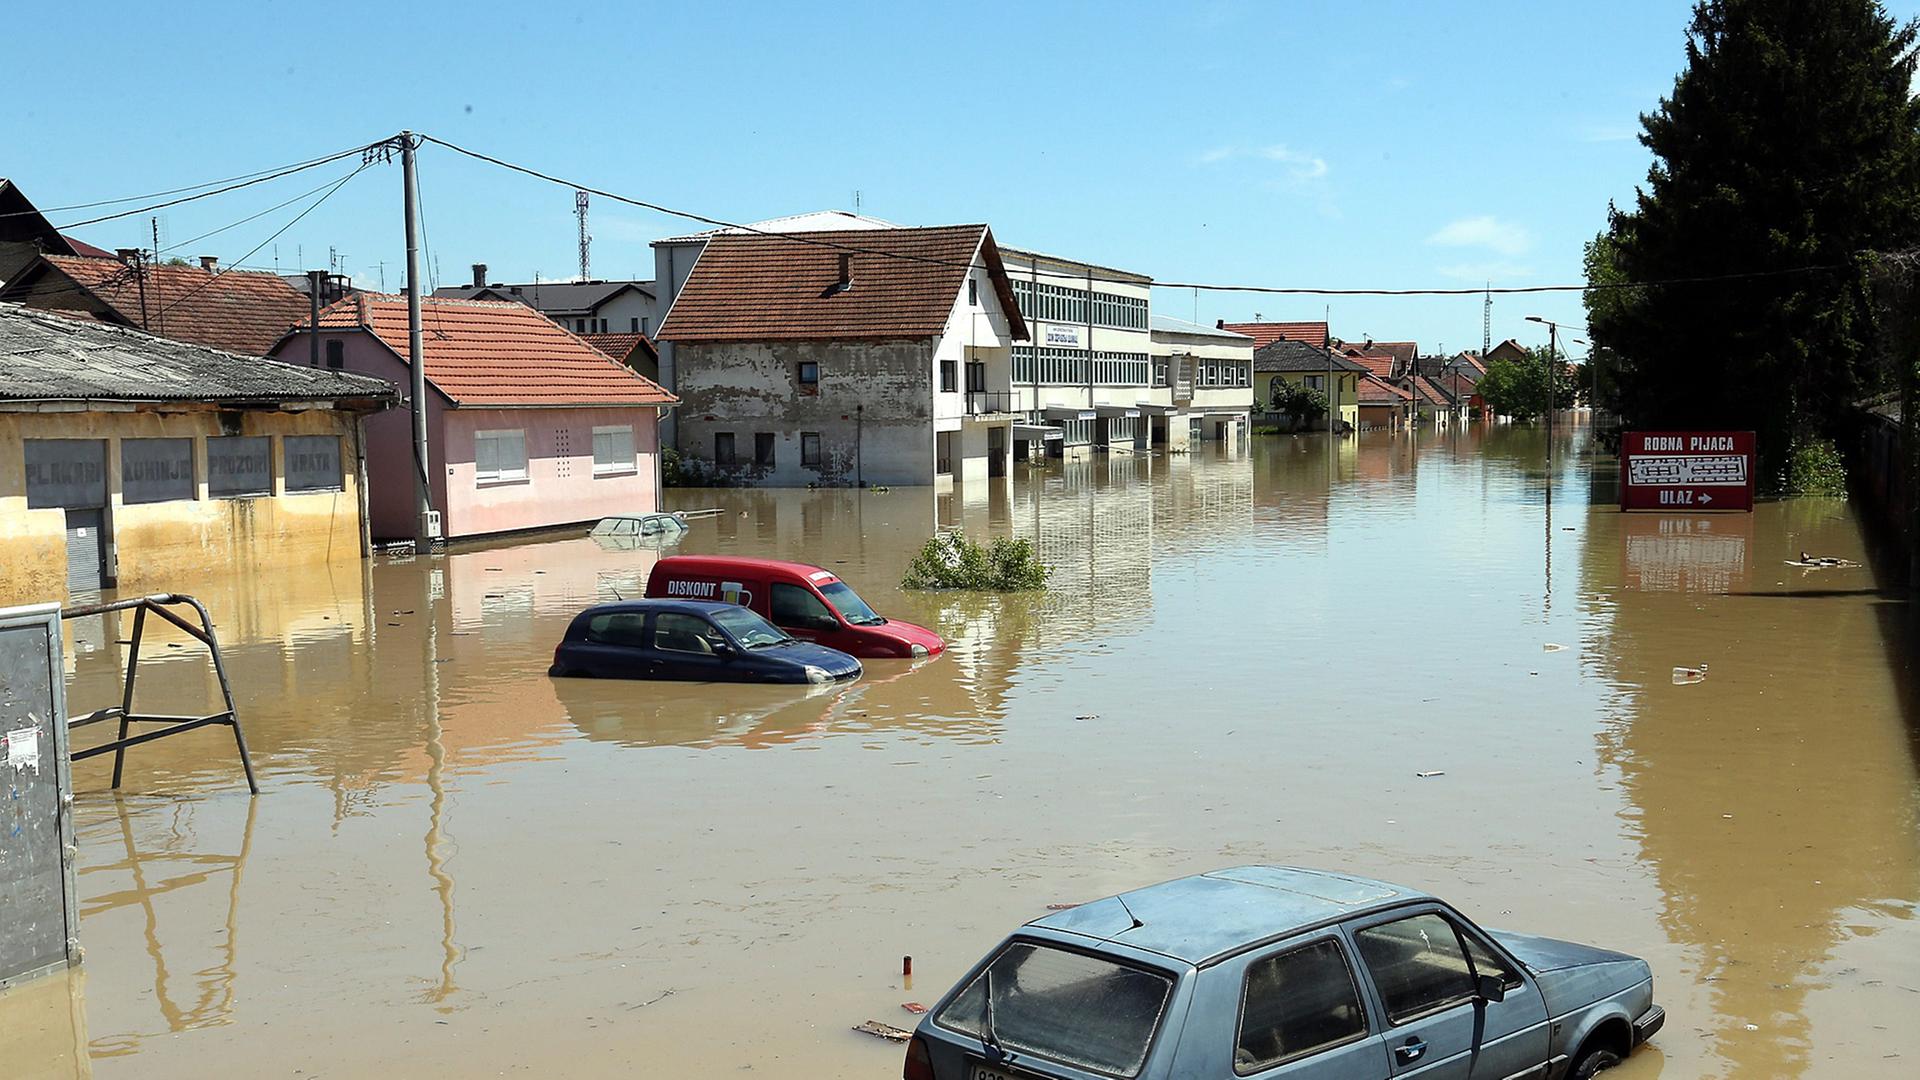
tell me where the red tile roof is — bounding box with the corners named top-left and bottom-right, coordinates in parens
top-left (315, 294), bottom-right (676, 408)
top-left (580, 331), bottom-right (657, 367)
top-left (1344, 350), bottom-right (1397, 380)
top-left (61, 235), bottom-right (114, 259)
top-left (1357, 374), bottom-right (1412, 404)
top-left (657, 225), bottom-right (1027, 342)
top-left (1218, 320), bottom-right (1328, 349)
top-left (23, 254), bottom-right (311, 355)
top-left (1407, 375), bottom-right (1456, 406)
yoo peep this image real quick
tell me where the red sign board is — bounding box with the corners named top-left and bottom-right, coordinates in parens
top-left (1620, 431), bottom-right (1756, 512)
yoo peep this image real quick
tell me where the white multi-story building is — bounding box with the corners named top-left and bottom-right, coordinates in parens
top-left (998, 248), bottom-right (1154, 459)
top-left (998, 252), bottom-right (1253, 458)
top-left (1147, 316), bottom-right (1254, 448)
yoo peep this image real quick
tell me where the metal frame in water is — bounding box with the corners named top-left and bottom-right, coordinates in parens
top-left (62, 594), bottom-right (259, 795)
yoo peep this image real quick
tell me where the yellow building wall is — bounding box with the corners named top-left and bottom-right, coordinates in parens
top-left (0, 408), bottom-right (367, 607)
top-left (1258, 371), bottom-right (1359, 429)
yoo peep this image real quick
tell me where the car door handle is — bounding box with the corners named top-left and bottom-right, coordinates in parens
top-left (1394, 1037), bottom-right (1427, 1064)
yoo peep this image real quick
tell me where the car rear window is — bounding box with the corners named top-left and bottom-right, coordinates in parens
top-left (935, 942), bottom-right (1173, 1078)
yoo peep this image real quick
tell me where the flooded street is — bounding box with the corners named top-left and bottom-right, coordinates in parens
top-left (6, 424), bottom-right (1918, 1079)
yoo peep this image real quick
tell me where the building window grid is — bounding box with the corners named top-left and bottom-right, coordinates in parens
top-left (1011, 346), bottom-right (1148, 386)
top-left (1007, 278), bottom-right (1147, 329)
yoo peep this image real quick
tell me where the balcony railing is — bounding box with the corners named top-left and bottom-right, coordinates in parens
top-left (966, 390), bottom-right (1017, 416)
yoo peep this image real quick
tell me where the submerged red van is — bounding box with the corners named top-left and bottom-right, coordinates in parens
top-left (644, 556), bottom-right (945, 660)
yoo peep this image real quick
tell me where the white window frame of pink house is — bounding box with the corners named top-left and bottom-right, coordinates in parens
top-left (474, 429), bottom-right (528, 484)
top-left (592, 424), bottom-right (637, 477)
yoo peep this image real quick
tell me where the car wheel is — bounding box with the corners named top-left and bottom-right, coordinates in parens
top-left (1571, 1046), bottom-right (1622, 1079)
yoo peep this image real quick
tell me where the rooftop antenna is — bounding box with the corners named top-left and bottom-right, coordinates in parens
top-left (575, 190), bottom-right (591, 280)
top-left (853, 189), bottom-right (862, 212)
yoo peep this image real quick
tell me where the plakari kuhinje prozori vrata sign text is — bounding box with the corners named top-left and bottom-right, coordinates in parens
top-left (1619, 431), bottom-right (1757, 512)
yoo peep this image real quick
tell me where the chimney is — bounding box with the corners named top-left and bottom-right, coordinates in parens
top-left (115, 248), bottom-right (141, 266)
top-left (200, 256), bottom-right (219, 274)
top-left (1215, 318), bottom-right (1224, 329)
top-left (471, 263), bottom-right (488, 289)
top-left (820, 253), bottom-right (854, 298)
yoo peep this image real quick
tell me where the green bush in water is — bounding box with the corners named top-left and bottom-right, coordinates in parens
top-left (901, 532), bottom-right (1049, 591)
top-left (1785, 439), bottom-right (1848, 496)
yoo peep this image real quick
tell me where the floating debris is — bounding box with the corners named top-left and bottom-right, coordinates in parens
top-left (1673, 664), bottom-right (1709, 685)
top-left (1074, 714), bottom-right (1100, 722)
top-left (1543, 643), bottom-right (1567, 652)
top-left (1786, 552), bottom-right (1860, 568)
top-left (1045, 903), bottom-right (1079, 911)
top-left (626, 988), bottom-right (676, 1011)
top-left (853, 1020), bottom-right (913, 1042)
top-left (1416, 770), bottom-right (1446, 778)
top-left (900, 1002), bottom-right (927, 1014)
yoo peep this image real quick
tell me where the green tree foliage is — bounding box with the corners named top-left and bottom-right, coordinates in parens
top-left (1476, 346), bottom-right (1576, 423)
top-left (1585, 0), bottom-right (1920, 484)
top-left (1268, 380), bottom-right (1328, 427)
top-left (1787, 438), bottom-right (1850, 495)
top-left (901, 532), bottom-right (1048, 591)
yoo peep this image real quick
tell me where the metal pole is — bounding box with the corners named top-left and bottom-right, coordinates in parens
top-left (307, 269), bottom-right (324, 368)
top-left (1547, 323), bottom-right (1557, 477)
top-left (110, 604), bottom-right (145, 790)
top-left (401, 132), bottom-right (434, 546)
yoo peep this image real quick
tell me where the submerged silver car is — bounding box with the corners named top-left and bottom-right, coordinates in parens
top-left (905, 866), bottom-right (1662, 1080)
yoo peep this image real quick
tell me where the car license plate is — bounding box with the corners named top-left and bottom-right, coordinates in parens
top-left (968, 1064), bottom-right (1034, 1080)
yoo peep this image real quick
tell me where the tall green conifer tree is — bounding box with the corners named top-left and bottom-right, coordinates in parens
top-left (1588, 0), bottom-right (1920, 482)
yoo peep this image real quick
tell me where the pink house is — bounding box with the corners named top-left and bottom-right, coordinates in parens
top-left (269, 295), bottom-right (676, 541)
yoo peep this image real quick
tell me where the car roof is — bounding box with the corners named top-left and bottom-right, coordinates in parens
top-left (1029, 866), bottom-right (1432, 967)
top-left (652, 554), bottom-right (833, 579)
top-left (576, 599), bottom-right (742, 617)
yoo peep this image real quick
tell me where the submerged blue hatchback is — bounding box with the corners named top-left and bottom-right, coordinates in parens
top-left (549, 600), bottom-right (861, 684)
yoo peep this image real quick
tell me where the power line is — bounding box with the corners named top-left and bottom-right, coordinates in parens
top-left (7, 143), bottom-right (382, 218)
top-left (158, 166), bottom-right (366, 256)
top-left (415, 131), bottom-right (1848, 300)
top-left (42, 142), bottom-right (380, 231)
top-left (152, 160), bottom-right (372, 321)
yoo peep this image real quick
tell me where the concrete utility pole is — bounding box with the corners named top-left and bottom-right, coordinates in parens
top-left (401, 132), bottom-right (435, 547)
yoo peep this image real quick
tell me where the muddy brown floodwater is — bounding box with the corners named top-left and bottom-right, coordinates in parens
top-left (2, 421), bottom-right (1917, 1078)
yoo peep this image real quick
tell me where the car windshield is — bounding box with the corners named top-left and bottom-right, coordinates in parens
top-left (819, 581), bottom-right (883, 625)
top-left (708, 606), bottom-right (791, 649)
top-left (936, 942), bottom-right (1173, 1078)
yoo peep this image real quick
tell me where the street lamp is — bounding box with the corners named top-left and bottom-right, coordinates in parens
top-left (1524, 315), bottom-right (1586, 471)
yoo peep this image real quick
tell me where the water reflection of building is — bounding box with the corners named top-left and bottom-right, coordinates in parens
top-left (1010, 454), bottom-right (1155, 642)
top-left (1581, 497), bottom-right (1920, 1078)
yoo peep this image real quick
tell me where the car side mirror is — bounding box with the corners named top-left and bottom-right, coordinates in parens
top-left (1475, 973), bottom-right (1505, 1004)
top-left (712, 641), bottom-right (736, 659)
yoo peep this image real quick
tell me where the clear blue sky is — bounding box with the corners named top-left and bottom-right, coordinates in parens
top-left (10, 0), bottom-right (1918, 356)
